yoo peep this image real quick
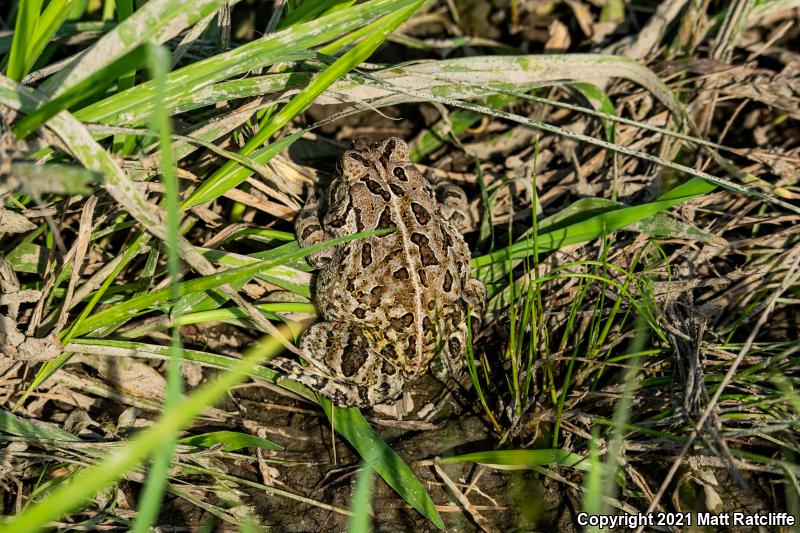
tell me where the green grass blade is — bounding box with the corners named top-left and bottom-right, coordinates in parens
top-left (183, 133), bottom-right (301, 208)
top-left (14, 44), bottom-right (151, 138)
top-left (347, 463), bottom-right (376, 533)
top-left (320, 400), bottom-right (445, 530)
top-left (179, 431), bottom-right (282, 452)
top-left (131, 43), bottom-right (182, 533)
top-left (5, 0), bottom-right (43, 81)
top-left (278, 0), bottom-right (356, 30)
top-left (0, 409), bottom-right (80, 442)
top-left (25, 0), bottom-right (78, 76)
top-left (437, 449), bottom-right (596, 472)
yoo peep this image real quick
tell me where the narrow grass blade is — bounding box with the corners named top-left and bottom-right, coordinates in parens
top-left (0, 409), bottom-right (80, 442)
top-left (131, 43), bottom-right (183, 533)
top-left (6, 0), bottom-right (43, 81)
top-left (347, 463), bottom-right (376, 533)
top-left (321, 400), bottom-right (445, 530)
top-left (179, 431), bottom-right (282, 452)
top-left (24, 0), bottom-right (79, 77)
top-left (9, 162), bottom-right (101, 195)
top-left (278, 0), bottom-right (355, 30)
top-left (437, 449), bottom-right (596, 472)
top-left (14, 45), bottom-right (151, 138)
top-left (183, 133), bottom-right (301, 208)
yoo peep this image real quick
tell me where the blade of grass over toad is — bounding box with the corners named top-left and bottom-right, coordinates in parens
top-left (320, 400), bottom-right (445, 530)
top-left (69, 228), bottom-right (392, 339)
top-left (0, 332), bottom-right (290, 533)
top-left (74, 0), bottom-right (417, 126)
top-left (40, 0), bottom-right (224, 98)
top-left (132, 43), bottom-right (182, 533)
top-left (5, 0), bottom-right (42, 81)
top-left (183, 0), bottom-right (424, 209)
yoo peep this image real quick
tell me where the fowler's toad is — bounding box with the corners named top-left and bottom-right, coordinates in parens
top-left (272, 137), bottom-right (486, 407)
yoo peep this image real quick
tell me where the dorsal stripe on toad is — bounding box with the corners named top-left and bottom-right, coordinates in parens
top-left (372, 157), bottom-right (427, 364)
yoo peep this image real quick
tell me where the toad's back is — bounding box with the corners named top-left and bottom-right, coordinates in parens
top-left (313, 138), bottom-right (472, 373)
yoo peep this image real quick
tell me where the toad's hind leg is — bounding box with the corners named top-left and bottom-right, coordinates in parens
top-left (268, 322), bottom-right (405, 407)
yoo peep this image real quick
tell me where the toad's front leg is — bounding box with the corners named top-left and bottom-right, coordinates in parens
top-left (268, 322), bottom-right (405, 407)
top-left (295, 187), bottom-right (338, 268)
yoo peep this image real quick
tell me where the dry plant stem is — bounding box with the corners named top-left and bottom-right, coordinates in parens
top-left (634, 247), bottom-right (800, 533)
top-left (55, 196), bottom-right (97, 333)
top-left (432, 463), bottom-right (494, 532)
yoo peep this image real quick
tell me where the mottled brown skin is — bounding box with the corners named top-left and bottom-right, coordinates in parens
top-left (271, 137), bottom-right (486, 407)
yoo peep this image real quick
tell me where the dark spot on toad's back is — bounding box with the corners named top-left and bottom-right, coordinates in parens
top-left (301, 224), bottom-right (320, 240)
top-left (381, 359), bottom-right (396, 376)
top-left (341, 338), bottom-right (369, 377)
top-left (361, 243), bottom-right (372, 267)
top-left (411, 202), bottom-right (431, 225)
top-left (348, 152), bottom-right (369, 166)
top-left (443, 270), bottom-right (453, 292)
top-left (384, 248), bottom-right (402, 262)
top-left (364, 179), bottom-right (390, 201)
top-left (422, 316), bottom-right (431, 333)
top-left (448, 336), bottom-right (462, 356)
top-left (378, 207), bottom-right (393, 228)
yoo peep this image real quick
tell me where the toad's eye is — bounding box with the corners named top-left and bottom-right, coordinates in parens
top-left (381, 137), bottom-right (409, 161)
top-left (341, 151), bottom-right (370, 178)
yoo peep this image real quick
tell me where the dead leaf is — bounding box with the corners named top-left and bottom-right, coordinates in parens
top-left (0, 313), bottom-right (61, 362)
top-left (545, 19), bottom-right (571, 51)
top-left (0, 209), bottom-right (36, 233)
